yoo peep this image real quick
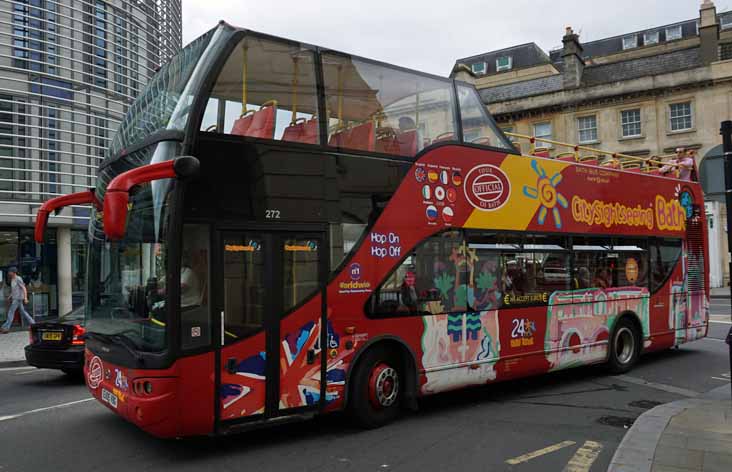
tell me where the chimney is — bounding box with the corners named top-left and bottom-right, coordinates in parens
top-left (699, 0), bottom-right (719, 64)
top-left (561, 26), bottom-right (585, 89)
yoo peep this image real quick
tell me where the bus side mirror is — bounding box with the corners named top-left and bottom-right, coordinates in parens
top-left (34, 190), bottom-right (101, 243)
top-left (103, 156), bottom-right (200, 240)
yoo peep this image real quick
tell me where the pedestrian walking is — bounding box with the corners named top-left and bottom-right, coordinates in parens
top-left (1, 267), bottom-right (34, 333)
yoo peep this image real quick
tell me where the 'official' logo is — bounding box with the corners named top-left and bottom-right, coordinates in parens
top-left (464, 164), bottom-right (511, 211)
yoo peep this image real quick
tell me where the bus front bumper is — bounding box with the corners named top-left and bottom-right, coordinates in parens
top-left (84, 351), bottom-right (180, 438)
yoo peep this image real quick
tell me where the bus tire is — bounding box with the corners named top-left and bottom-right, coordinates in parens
top-left (349, 345), bottom-right (402, 429)
top-left (608, 318), bottom-right (640, 374)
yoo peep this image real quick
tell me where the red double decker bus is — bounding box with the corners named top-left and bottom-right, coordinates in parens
top-left (36, 23), bottom-right (708, 438)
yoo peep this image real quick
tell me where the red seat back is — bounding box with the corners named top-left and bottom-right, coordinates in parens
top-left (301, 118), bottom-right (319, 144)
top-left (376, 135), bottom-right (400, 155)
top-left (282, 122), bottom-right (304, 142)
top-left (329, 127), bottom-right (350, 147)
top-left (247, 105), bottom-right (276, 139)
top-left (396, 130), bottom-right (418, 156)
top-left (231, 112), bottom-right (255, 136)
top-left (346, 122), bottom-right (375, 151)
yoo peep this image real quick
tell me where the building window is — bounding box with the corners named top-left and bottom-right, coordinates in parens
top-left (720, 42), bottom-right (732, 61)
top-left (622, 35), bottom-right (638, 50)
top-left (577, 115), bottom-right (598, 143)
top-left (669, 102), bottom-right (693, 132)
top-left (533, 122), bottom-right (552, 148)
top-left (721, 15), bottom-right (732, 30)
top-left (621, 109), bottom-right (642, 138)
top-left (666, 25), bottom-right (682, 41)
top-left (644, 31), bottom-right (659, 45)
top-left (496, 56), bottom-right (512, 72)
top-left (471, 62), bottom-right (486, 75)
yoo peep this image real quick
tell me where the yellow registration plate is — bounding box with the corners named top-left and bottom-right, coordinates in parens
top-left (41, 332), bottom-right (63, 341)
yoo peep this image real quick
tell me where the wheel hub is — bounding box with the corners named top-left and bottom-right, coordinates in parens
top-left (615, 327), bottom-right (635, 365)
top-left (368, 363), bottom-right (399, 409)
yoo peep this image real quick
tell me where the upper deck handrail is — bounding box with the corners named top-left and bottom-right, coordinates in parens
top-left (504, 131), bottom-right (685, 172)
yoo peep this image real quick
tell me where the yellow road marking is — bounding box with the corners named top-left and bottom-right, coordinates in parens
top-left (505, 440), bottom-right (576, 465)
top-left (563, 441), bottom-right (603, 472)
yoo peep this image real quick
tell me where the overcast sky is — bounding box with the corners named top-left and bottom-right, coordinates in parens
top-left (182, 0), bottom-right (731, 76)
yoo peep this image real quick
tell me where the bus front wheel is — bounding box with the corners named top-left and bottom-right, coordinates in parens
top-left (350, 345), bottom-right (402, 428)
top-left (608, 318), bottom-right (640, 374)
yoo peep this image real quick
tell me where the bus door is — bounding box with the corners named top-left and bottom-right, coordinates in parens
top-left (214, 230), bottom-right (327, 427)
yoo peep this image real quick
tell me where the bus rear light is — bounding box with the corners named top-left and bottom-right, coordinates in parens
top-left (72, 325), bottom-right (86, 345)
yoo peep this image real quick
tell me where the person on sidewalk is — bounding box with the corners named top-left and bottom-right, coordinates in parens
top-left (0, 267), bottom-right (34, 334)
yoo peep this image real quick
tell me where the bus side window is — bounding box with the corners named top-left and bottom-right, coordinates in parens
top-left (200, 36), bottom-right (320, 144)
top-left (456, 84), bottom-right (513, 150)
top-left (613, 239), bottom-right (648, 288)
top-left (181, 224), bottom-right (210, 350)
top-left (321, 53), bottom-right (458, 158)
top-left (368, 231), bottom-right (466, 316)
top-left (650, 238), bottom-right (682, 292)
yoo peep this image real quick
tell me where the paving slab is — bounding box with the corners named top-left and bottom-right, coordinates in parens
top-left (608, 386), bottom-right (732, 472)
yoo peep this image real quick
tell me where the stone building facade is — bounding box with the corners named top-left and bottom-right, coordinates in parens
top-left (452, 1), bottom-right (732, 287)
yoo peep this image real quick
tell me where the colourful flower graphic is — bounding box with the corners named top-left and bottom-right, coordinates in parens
top-left (523, 160), bottom-right (568, 229)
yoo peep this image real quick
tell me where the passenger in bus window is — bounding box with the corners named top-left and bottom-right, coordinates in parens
top-left (180, 252), bottom-right (202, 308)
top-left (593, 268), bottom-right (612, 289)
top-left (400, 270), bottom-right (418, 312)
top-left (575, 267), bottom-right (591, 289)
top-left (398, 117), bottom-right (416, 131)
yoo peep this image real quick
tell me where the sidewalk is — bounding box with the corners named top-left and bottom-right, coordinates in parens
top-left (608, 385), bottom-right (732, 472)
top-left (0, 329), bottom-right (29, 367)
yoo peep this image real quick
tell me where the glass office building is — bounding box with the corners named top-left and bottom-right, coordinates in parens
top-left (0, 0), bottom-right (181, 322)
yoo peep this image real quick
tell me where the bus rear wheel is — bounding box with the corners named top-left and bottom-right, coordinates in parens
top-left (350, 345), bottom-right (402, 429)
top-left (608, 318), bottom-right (640, 374)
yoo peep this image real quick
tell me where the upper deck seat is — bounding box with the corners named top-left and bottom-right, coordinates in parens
top-left (555, 152), bottom-right (576, 162)
top-left (396, 129), bottom-right (419, 156)
top-left (247, 103), bottom-right (277, 139)
top-left (282, 120), bottom-right (305, 142)
top-left (376, 132), bottom-right (400, 155)
top-left (329, 127), bottom-right (350, 147)
top-left (301, 118), bottom-right (319, 144)
top-left (231, 110), bottom-right (255, 136)
top-left (345, 121), bottom-right (375, 151)
top-left (433, 132), bottom-right (455, 143)
top-left (282, 117), bottom-right (319, 145)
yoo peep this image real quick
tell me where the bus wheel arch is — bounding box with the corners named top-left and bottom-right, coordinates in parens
top-left (607, 311), bottom-right (642, 374)
top-left (345, 336), bottom-right (418, 428)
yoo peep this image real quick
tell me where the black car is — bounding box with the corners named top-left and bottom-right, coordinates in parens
top-left (25, 306), bottom-right (85, 375)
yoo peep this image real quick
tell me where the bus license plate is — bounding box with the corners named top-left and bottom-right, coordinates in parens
top-left (101, 388), bottom-right (118, 409)
top-left (41, 332), bottom-right (63, 341)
